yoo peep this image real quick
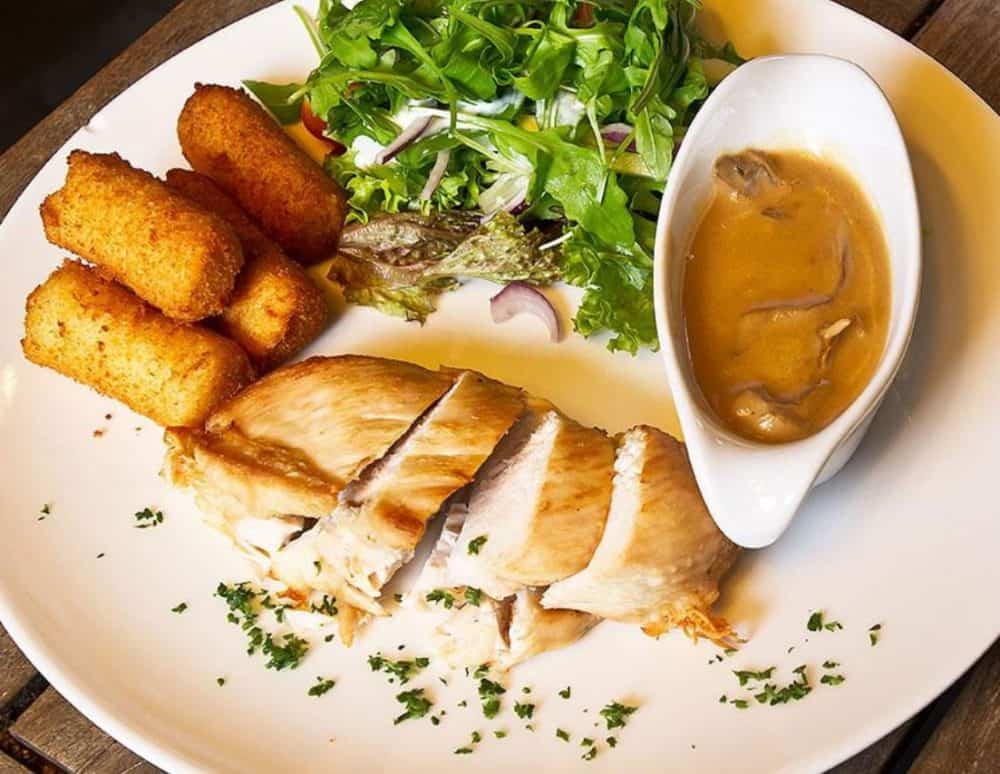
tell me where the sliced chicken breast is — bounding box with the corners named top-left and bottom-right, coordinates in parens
top-left (430, 588), bottom-right (597, 670)
top-left (206, 355), bottom-right (456, 488)
top-left (273, 370), bottom-right (526, 639)
top-left (541, 425), bottom-right (740, 643)
top-left (445, 408), bottom-right (615, 596)
top-left (163, 355), bottom-right (455, 564)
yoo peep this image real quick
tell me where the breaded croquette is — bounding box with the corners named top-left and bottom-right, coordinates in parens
top-left (40, 151), bottom-right (244, 322)
top-left (177, 84), bottom-right (347, 264)
top-left (23, 261), bottom-right (254, 427)
top-left (165, 169), bottom-right (329, 370)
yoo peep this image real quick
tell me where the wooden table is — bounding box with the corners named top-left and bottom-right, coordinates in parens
top-left (1, 1), bottom-right (998, 771)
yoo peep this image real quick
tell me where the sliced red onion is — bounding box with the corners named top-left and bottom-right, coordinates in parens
top-left (490, 282), bottom-right (561, 343)
top-left (376, 116), bottom-right (433, 164)
top-left (600, 122), bottom-right (636, 150)
top-left (420, 149), bottom-right (451, 200)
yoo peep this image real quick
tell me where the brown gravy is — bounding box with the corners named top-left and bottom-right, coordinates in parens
top-left (684, 149), bottom-right (891, 444)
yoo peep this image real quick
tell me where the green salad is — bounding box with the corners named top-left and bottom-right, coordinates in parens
top-left (247, 0), bottom-right (740, 353)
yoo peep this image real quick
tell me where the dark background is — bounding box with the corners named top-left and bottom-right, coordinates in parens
top-left (1, 2), bottom-right (181, 153)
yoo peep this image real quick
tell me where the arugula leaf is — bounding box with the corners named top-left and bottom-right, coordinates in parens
top-left (243, 81), bottom-right (304, 124)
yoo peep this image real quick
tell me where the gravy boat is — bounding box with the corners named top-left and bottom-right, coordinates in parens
top-left (653, 54), bottom-right (921, 548)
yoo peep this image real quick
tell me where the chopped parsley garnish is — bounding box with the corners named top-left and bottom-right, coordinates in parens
top-left (824, 621), bottom-right (843, 632)
top-left (514, 701), bottom-right (535, 720)
top-left (311, 595), bottom-right (338, 616)
top-left (724, 647), bottom-right (738, 656)
top-left (308, 677), bottom-right (336, 696)
top-left (558, 686), bottom-right (572, 699)
top-left (216, 677), bottom-right (225, 687)
top-left (556, 729), bottom-right (570, 742)
top-left (600, 702), bottom-right (638, 730)
top-left (426, 589), bottom-right (455, 609)
top-left (473, 663), bottom-right (490, 679)
top-left (367, 653), bottom-right (430, 684)
top-left (394, 689), bottom-right (433, 725)
top-left (134, 507), bottom-right (164, 528)
top-left (464, 587), bottom-right (483, 607)
top-left (96, 552), bottom-right (105, 559)
top-left (718, 694), bottom-right (727, 703)
top-left (471, 731), bottom-right (482, 743)
top-left (40, 504), bottom-right (50, 515)
top-left (454, 747), bottom-right (473, 755)
top-left (431, 716), bottom-right (440, 726)
top-left (467, 535), bottom-right (488, 555)
top-left (820, 674), bottom-right (846, 686)
top-left (606, 737), bottom-right (618, 748)
top-left (458, 700), bottom-right (468, 707)
top-left (324, 634), bottom-right (335, 643)
top-left (749, 665), bottom-right (813, 706)
top-left (313, 559), bottom-right (322, 575)
top-left (171, 602), bottom-right (188, 614)
top-left (494, 730), bottom-right (507, 739)
top-left (807, 611), bottom-right (824, 631)
top-left (730, 699), bottom-right (749, 709)
top-left (581, 738), bottom-right (594, 747)
top-left (869, 623), bottom-right (882, 646)
top-left (582, 746), bottom-right (598, 761)
top-left (525, 723), bottom-right (535, 732)
top-left (733, 667), bottom-right (775, 686)
top-left (521, 686), bottom-right (531, 694)
top-left (822, 660), bottom-right (840, 669)
top-left (478, 677), bottom-right (505, 718)
top-left (263, 633), bottom-right (309, 670)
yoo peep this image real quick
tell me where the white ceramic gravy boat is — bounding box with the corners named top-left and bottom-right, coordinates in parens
top-left (653, 54), bottom-right (921, 548)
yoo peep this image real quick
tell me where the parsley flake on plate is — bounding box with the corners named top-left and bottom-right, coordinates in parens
top-left (556, 728), bottom-right (570, 742)
top-left (558, 686), bottom-right (571, 699)
top-left (171, 602), bottom-right (188, 614)
top-left (467, 535), bottom-right (488, 555)
top-left (600, 702), bottom-right (638, 730)
top-left (368, 653), bottom-right (430, 684)
top-left (394, 688), bottom-right (433, 725)
top-left (134, 507), bottom-right (164, 528)
top-left (464, 586), bottom-right (483, 606)
top-left (309, 677), bottom-right (337, 697)
top-left (514, 701), bottom-right (535, 720)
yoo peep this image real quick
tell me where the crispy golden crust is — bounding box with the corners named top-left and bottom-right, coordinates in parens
top-left (40, 151), bottom-right (243, 321)
top-left (208, 355), bottom-right (456, 488)
top-left (177, 84), bottom-right (346, 263)
top-left (23, 260), bottom-right (253, 427)
top-left (165, 169), bottom-right (329, 370)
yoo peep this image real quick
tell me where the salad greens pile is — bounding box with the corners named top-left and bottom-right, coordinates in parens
top-left (247, 0), bottom-right (740, 353)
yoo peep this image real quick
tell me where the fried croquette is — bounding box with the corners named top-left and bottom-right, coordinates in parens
top-left (40, 151), bottom-right (244, 322)
top-left (177, 84), bottom-right (346, 264)
top-left (22, 260), bottom-right (254, 427)
top-left (165, 169), bottom-right (329, 370)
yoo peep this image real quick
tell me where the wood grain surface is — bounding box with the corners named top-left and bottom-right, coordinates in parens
top-left (0, 0), bottom-right (997, 772)
top-left (0, 629), bottom-right (34, 711)
top-left (10, 689), bottom-right (159, 774)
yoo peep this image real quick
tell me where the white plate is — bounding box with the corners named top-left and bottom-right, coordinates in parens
top-left (0, 1), bottom-right (998, 772)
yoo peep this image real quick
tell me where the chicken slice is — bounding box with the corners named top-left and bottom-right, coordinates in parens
top-left (162, 355), bottom-right (454, 565)
top-left (542, 426), bottom-right (740, 643)
top-left (430, 589), bottom-right (597, 670)
top-left (276, 370), bottom-right (526, 640)
top-left (207, 355), bottom-right (456, 488)
top-left (446, 408), bottom-right (615, 597)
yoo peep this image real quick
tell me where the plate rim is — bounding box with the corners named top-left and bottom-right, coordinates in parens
top-left (1, 1), bottom-right (998, 772)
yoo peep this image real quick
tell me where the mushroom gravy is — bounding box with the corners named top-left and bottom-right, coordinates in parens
top-left (683, 149), bottom-right (891, 444)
